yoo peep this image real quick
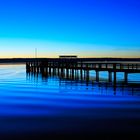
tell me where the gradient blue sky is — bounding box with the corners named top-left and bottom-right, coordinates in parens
top-left (0, 0), bottom-right (140, 58)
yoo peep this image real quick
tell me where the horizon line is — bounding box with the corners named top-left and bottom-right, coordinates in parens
top-left (0, 57), bottom-right (140, 59)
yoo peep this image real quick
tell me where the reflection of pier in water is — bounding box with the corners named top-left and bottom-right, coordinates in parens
top-left (26, 69), bottom-right (140, 96)
top-left (26, 58), bottom-right (140, 95)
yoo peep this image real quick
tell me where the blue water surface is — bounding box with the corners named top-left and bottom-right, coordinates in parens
top-left (0, 64), bottom-right (140, 137)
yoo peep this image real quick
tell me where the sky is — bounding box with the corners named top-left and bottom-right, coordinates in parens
top-left (0, 0), bottom-right (140, 58)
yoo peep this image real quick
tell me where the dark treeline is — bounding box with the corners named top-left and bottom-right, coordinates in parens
top-left (0, 58), bottom-right (140, 63)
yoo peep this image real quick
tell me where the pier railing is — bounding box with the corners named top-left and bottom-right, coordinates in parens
top-left (27, 62), bottom-right (140, 71)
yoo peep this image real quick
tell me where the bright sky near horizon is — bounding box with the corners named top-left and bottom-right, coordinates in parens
top-left (0, 0), bottom-right (140, 58)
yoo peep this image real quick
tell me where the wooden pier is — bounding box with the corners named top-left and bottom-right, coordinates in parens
top-left (26, 58), bottom-right (140, 83)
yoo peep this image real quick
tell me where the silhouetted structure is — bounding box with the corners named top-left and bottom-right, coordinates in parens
top-left (26, 58), bottom-right (140, 84)
top-left (59, 55), bottom-right (78, 59)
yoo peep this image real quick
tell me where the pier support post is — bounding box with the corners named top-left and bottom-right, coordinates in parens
top-left (96, 71), bottom-right (99, 82)
top-left (114, 72), bottom-right (116, 84)
top-left (26, 62), bottom-right (30, 72)
top-left (86, 70), bottom-right (89, 83)
top-left (53, 68), bottom-right (56, 76)
top-left (109, 72), bottom-right (112, 82)
top-left (80, 69), bottom-right (83, 80)
top-left (72, 69), bottom-right (74, 79)
top-left (124, 72), bottom-right (128, 83)
top-left (66, 69), bottom-right (69, 78)
top-left (61, 68), bottom-right (64, 77)
top-left (113, 72), bottom-right (117, 94)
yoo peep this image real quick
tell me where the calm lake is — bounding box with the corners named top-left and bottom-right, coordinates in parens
top-left (0, 64), bottom-right (140, 139)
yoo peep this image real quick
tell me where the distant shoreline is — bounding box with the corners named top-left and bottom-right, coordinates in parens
top-left (0, 58), bottom-right (140, 64)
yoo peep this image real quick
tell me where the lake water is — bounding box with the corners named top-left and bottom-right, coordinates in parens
top-left (0, 64), bottom-right (140, 139)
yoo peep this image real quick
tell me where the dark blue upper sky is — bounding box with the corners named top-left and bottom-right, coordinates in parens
top-left (0, 0), bottom-right (140, 58)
